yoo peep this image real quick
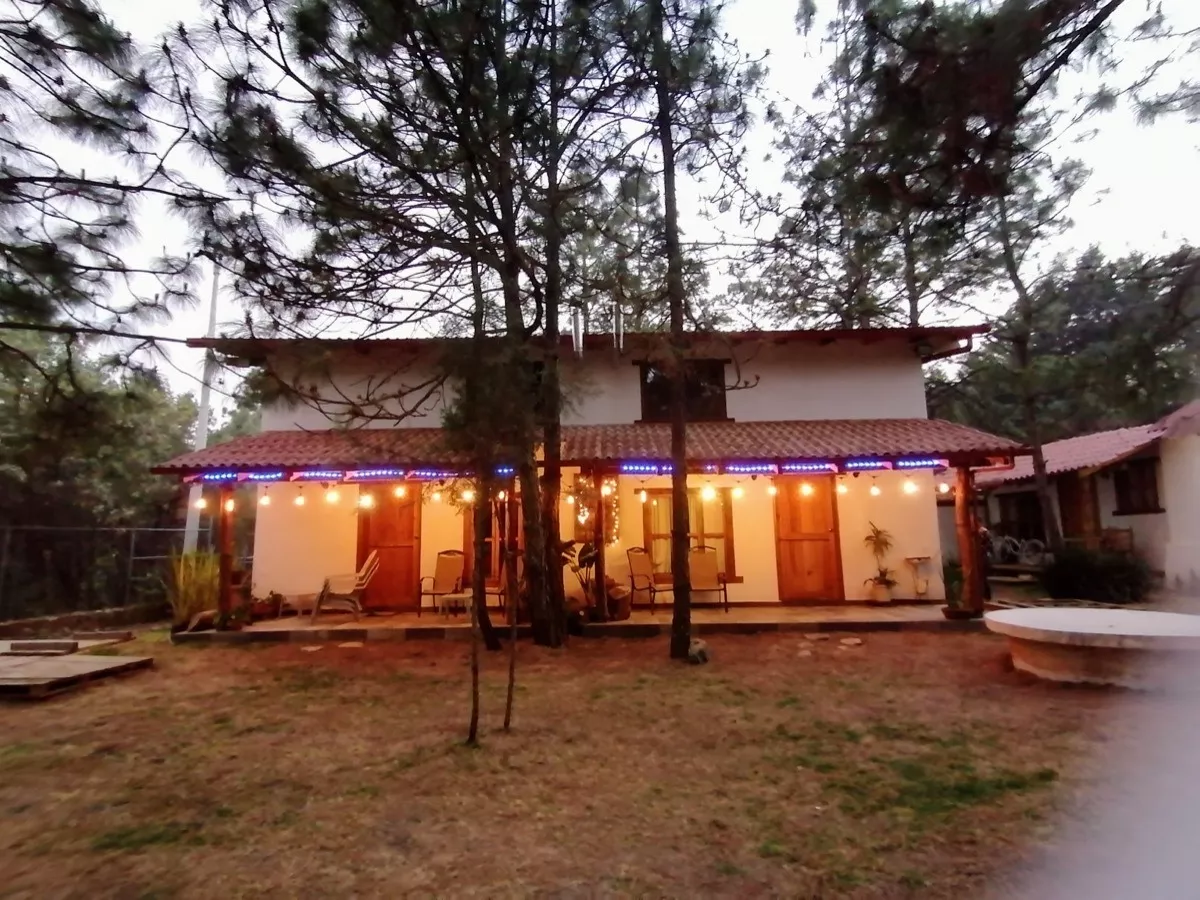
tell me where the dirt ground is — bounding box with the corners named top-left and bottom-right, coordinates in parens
top-left (0, 630), bottom-right (1139, 898)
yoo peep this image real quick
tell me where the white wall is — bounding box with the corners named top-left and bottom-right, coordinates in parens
top-left (559, 340), bottom-right (928, 426)
top-left (258, 337), bottom-right (930, 433)
top-left (1162, 436), bottom-right (1200, 588)
top-left (1095, 467), bottom-right (1168, 571)
top-left (419, 490), bottom-right (466, 580)
top-left (836, 470), bottom-right (945, 601)
top-left (251, 482), bottom-right (361, 598)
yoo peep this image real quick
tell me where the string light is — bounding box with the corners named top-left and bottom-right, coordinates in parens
top-left (767, 484), bottom-right (778, 496)
top-left (325, 488), bottom-right (340, 504)
top-left (701, 484), bottom-right (716, 502)
top-left (799, 482), bottom-right (814, 497)
top-left (497, 490), bottom-right (507, 501)
top-left (259, 493), bottom-right (271, 507)
top-left (600, 483), bottom-right (613, 497)
top-left (732, 486), bottom-right (744, 499)
top-left (223, 498), bottom-right (236, 513)
top-left (461, 489), bottom-right (475, 502)
top-left (903, 478), bottom-right (919, 495)
top-left (938, 482), bottom-right (952, 495)
top-left (358, 493), bottom-right (375, 509)
top-left (193, 497), bottom-right (207, 510)
top-left (869, 481), bottom-right (882, 497)
top-left (566, 494), bottom-right (575, 505)
top-left (836, 482), bottom-right (849, 495)
top-left (432, 490), bottom-right (442, 503)
top-left (393, 485), bottom-right (407, 499)
top-left (294, 492), bottom-right (306, 507)
top-left (639, 489), bottom-right (648, 503)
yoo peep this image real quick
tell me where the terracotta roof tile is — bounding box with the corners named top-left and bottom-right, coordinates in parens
top-left (155, 418), bottom-right (1023, 474)
top-left (560, 420), bottom-right (1023, 463)
top-left (976, 424), bottom-right (1161, 486)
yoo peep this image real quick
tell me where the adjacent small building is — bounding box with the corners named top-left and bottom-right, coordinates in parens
top-left (976, 401), bottom-right (1200, 588)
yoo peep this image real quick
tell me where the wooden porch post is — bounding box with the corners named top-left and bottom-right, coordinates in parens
top-left (592, 467), bottom-right (608, 620)
top-left (217, 484), bottom-right (234, 617)
top-left (955, 467), bottom-right (982, 615)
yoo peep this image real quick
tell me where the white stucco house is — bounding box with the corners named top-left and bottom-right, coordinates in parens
top-left (154, 327), bottom-right (1024, 611)
top-left (975, 401), bottom-right (1200, 588)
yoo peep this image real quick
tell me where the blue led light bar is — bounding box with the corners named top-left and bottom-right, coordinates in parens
top-left (409, 468), bottom-right (458, 480)
top-left (844, 459), bottom-right (891, 471)
top-left (292, 469), bottom-right (344, 481)
top-left (345, 468), bottom-right (406, 481)
top-left (246, 471), bottom-right (285, 482)
top-left (495, 465), bottom-right (515, 476)
top-left (725, 462), bottom-right (777, 475)
top-left (780, 461), bottom-right (838, 473)
top-left (619, 461), bottom-right (673, 475)
top-left (199, 471), bottom-right (239, 482)
top-left (894, 457), bottom-right (949, 470)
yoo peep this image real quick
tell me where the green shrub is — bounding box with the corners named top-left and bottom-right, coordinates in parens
top-left (166, 551), bottom-right (220, 625)
top-left (1041, 547), bottom-right (1152, 604)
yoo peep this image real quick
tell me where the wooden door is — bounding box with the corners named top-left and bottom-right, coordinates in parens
top-left (774, 475), bottom-right (843, 602)
top-left (357, 485), bottom-right (420, 611)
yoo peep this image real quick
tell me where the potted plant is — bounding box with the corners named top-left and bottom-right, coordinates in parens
top-left (862, 522), bottom-right (898, 602)
top-left (940, 560), bottom-right (976, 620)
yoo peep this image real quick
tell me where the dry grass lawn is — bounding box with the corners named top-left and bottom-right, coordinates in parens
top-left (0, 630), bottom-right (1131, 898)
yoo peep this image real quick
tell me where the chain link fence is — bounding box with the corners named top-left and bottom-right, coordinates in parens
top-left (0, 525), bottom-right (233, 622)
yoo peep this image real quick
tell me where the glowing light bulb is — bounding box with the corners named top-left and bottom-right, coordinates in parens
top-left (497, 490), bottom-right (507, 501)
top-left (432, 490), bottom-right (442, 503)
top-left (294, 494), bottom-right (306, 507)
top-left (461, 489), bottom-right (475, 502)
top-left (223, 498), bottom-right (236, 513)
top-left (767, 484), bottom-right (778, 496)
top-left (869, 484), bottom-right (882, 497)
top-left (836, 483), bottom-right (848, 495)
top-left (393, 485), bottom-right (407, 499)
top-left (600, 484), bottom-right (613, 497)
top-left (732, 486), bottom-right (744, 499)
top-left (639, 489), bottom-right (648, 503)
top-left (358, 493), bottom-right (375, 509)
top-left (799, 482), bottom-right (814, 497)
top-left (193, 497), bottom-right (207, 510)
top-left (259, 494), bottom-right (271, 507)
top-left (938, 482), bottom-right (951, 495)
top-left (701, 484), bottom-right (716, 502)
top-left (325, 489), bottom-right (340, 504)
top-left (903, 478), bottom-right (918, 495)
top-left (566, 495), bottom-right (575, 505)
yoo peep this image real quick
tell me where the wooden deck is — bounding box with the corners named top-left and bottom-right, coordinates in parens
top-left (172, 604), bottom-right (980, 645)
top-left (0, 653), bottom-right (154, 700)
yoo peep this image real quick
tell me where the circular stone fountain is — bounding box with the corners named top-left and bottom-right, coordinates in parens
top-left (985, 607), bottom-right (1200, 689)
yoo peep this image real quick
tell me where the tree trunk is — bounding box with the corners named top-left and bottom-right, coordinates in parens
top-left (473, 496), bottom-right (502, 652)
top-left (540, 0), bottom-right (567, 643)
top-left (998, 194), bottom-right (1063, 551)
top-left (503, 489), bottom-right (519, 731)
top-left (467, 521), bottom-right (483, 745)
top-left (650, 0), bottom-right (692, 661)
top-left (901, 216), bottom-right (921, 327)
top-left (592, 468), bottom-right (608, 620)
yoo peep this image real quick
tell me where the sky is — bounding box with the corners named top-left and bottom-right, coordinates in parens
top-left (96, 0), bottom-right (1200, 413)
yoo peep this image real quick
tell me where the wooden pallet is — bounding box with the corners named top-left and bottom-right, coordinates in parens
top-left (0, 654), bottom-right (153, 700)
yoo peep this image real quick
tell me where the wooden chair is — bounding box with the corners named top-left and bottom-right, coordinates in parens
top-left (689, 545), bottom-right (729, 612)
top-left (312, 551), bottom-right (380, 622)
top-left (419, 550), bottom-right (466, 617)
top-left (628, 547), bottom-right (671, 613)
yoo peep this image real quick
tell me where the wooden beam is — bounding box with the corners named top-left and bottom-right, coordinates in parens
top-left (592, 468), bottom-right (608, 620)
top-left (217, 484), bottom-right (234, 618)
top-left (955, 468), bottom-right (981, 614)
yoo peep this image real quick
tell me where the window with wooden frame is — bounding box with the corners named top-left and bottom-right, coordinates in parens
top-left (1113, 458), bottom-right (1163, 515)
top-left (641, 488), bottom-right (738, 581)
top-left (638, 359), bottom-right (728, 423)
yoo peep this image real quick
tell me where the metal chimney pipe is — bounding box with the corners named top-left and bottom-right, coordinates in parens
top-left (572, 307), bottom-right (584, 357)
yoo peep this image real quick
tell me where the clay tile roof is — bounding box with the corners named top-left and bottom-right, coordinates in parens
top-left (1155, 399), bottom-right (1200, 439)
top-left (559, 419), bottom-right (1024, 463)
top-left (975, 424), bottom-right (1162, 487)
top-left (154, 419), bottom-right (1024, 475)
top-left (152, 428), bottom-right (467, 473)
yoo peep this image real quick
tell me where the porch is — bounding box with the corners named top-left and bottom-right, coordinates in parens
top-left (171, 602), bottom-right (966, 645)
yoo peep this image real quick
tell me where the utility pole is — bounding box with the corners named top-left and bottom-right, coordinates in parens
top-left (183, 264), bottom-right (220, 553)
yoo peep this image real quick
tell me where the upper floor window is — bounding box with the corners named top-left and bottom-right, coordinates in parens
top-left (639, 359), bottom-right (727, 423)
top-left (1113, 458), bottom-right (1162, 515)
